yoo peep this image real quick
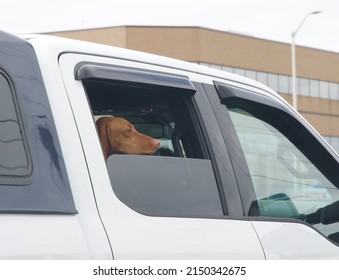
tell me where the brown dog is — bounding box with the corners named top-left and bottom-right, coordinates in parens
top-left (96, 116), bottom-right (160, 159)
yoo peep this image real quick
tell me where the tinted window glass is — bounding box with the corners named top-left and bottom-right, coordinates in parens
top-left (0, 37), bottom-right (76, 213)
top-left (227, 103), bottom-right (339, 243)
top-left (0, 72), bottom-right (30, 178)
top-left (107, 155), bottom-right (223, 217)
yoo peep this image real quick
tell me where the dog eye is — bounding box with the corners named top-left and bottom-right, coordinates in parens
top-left (125, 128), bottom-right (132, 135)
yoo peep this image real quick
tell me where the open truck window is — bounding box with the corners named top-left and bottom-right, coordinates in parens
top-left (79, 65), bottom-right (225, 218)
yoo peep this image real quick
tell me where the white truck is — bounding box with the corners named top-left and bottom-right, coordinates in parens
top-left (0, 30), bottom-right (339, 259)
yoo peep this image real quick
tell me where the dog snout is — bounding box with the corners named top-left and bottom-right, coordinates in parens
top-left (153, 138), bottom-right (160, 148)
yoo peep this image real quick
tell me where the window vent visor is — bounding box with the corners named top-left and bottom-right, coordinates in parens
top-left (75, 63), bottom-right (196, 94)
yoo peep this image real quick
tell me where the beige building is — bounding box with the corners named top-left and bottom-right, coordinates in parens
top-left (48, 26), bottom-right (339, 153)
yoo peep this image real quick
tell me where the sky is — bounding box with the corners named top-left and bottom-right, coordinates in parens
top-left (1, 0), bottom-right (339, 52)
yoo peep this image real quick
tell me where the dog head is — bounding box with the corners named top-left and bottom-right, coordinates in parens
top-left (96, 116), bottom-right (160, 159)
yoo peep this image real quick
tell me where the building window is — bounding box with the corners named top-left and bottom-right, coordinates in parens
top-left (329, 83), bottom-right (338, 100)
top-left (234, 68), bottom-right (245, 76)
top-left (268, 73), bottom-right (279, 92)
top-left (278, 75), bottom-right (290, 94)
top-left (257, 72), bottom-right (267, 85)
top-left (299, 78), bottom-right (309, 96)
top-left (319, 81), bottom-right (329, 99)
top-left (245, 69), bottom-right (257, 80)
top-left (222, 66), bottom-right (233, 73)
top-left (310, 80), bottom-right (319, 97)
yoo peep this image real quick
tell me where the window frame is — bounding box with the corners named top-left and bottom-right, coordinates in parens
top-left (78, 64), bottom-right (230, 217)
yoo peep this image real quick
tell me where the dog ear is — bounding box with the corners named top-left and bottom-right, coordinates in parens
top-left (105, 117), bottom-right (117, 157)
top-left (96, 116), bottom-right (116, 159)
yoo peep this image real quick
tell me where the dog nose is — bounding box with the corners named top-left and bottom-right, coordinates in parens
top-left (153, 139), bottom-right (160, 147)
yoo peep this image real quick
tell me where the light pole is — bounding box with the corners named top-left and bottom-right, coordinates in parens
top-left (291, 10), bottom-right (321, 111)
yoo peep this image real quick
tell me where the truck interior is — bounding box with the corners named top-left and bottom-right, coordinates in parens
top-left (83, 78), bottom-right (206, 159)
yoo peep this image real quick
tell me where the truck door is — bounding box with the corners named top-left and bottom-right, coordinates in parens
top-left (210, 81), bottom-right (339, 259)
top-left (59, 53), bottom-right (265, 259)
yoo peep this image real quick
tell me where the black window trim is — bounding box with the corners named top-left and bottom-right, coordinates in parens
top-left (192, 82), bottom-right (229, 215)
top-left (75, 62), bottom-right (196, 94)
top-left (202, 83), bottom-right (249, 217)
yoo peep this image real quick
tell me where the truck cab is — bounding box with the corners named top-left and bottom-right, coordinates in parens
top-left (0, 30), bottom-right (339, 259)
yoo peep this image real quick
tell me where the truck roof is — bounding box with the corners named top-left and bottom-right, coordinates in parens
top-left (21, 33), bottom-right (279, 99)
